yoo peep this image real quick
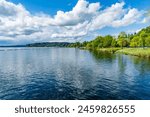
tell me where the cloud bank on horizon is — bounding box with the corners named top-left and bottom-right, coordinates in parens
top-left (0, 0), bottom-right (149, 45)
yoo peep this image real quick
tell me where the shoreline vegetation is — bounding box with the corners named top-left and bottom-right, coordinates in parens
top-left (117, 48), bottom-right (150, 58)
top-left (26, 26), bottom-right (150, 58)
top-left (82, 47), bottom-right (150, 58)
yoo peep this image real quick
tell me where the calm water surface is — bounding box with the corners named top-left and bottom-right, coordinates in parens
top-left (0, 47), bottom-right (150, 100)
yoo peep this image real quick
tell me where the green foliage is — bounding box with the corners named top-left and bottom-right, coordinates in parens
top-left (64, 26), bottom-right (148, 49)
top-left (111, 39), bottom-right (117, 47)
top-left (130, 36), bottom-right (139, 47)
top-left (82, 41), bottom-right (88, 47)
top-left (118, 32), bottom-right (127, 38)
top-left (117, 48), bottom-right (150, 58)
top-left (103, 35), bottom-right (113, 47)
top-left (117, 38), bottom-right (128, 48)
top-left (145, 36), bottom-right (150, 46)
top-left (85, 26), bottom-right (150, 49)
top-left (92, 36), bottom-right (104, 48)
top-left (139, 31), bottom-right (147, 48)
top-left (27, 42), bottom-right (72, 47)
top-left (117, 32), bottom-right (129, 48)
top-left (86, 43), bottom-right (92, 48)
top-left (26, 26), bottom-right (150, 49)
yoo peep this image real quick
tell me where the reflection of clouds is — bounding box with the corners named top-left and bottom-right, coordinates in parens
top-left (124, 60), bottom-right (140, 85)
top-left (47, 48), bottom-right (99, 93)
top-left (1, 48), bottom-right (150, 99)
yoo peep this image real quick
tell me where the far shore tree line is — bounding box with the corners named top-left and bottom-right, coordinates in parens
top-left (68, 26), bottom-right (150, 49)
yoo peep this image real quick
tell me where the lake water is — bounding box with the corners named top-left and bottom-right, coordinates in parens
top-left (0, 47), bottom-right (150, 100)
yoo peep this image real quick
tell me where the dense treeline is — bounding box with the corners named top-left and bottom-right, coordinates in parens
top-left (26, 26), bottom-right (150, 49)
top-left (69, 26), bottom-right (150, 49)
top-left (26, 42), bottom-right (73, 47)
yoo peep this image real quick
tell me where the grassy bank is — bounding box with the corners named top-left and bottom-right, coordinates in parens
top-left (81, 47), bottom-right (121, 53)
top-left (96, 48), bottom-right (121, 53)
top-left (81, 47), bottom-right (150, 58)
top-left (117, 48), bottom-right (150, 58)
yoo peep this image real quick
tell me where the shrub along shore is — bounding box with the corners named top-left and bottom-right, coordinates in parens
top-left (70, 26), bottom-right (150, 58)
top-left (82, 47), bottom-right (150, 58)
top-left (116, 48), bottom-right (150, 58)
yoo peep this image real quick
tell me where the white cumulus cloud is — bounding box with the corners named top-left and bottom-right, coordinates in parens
top-left (0, 0), bottom-right (145, 45)
top-left (112, 8), bottom-right (142, 27)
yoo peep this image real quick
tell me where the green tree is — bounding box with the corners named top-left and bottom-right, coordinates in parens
top-left (111, 39), bottom-right (117, 47)
top-left (117, 38), bottom-right (128, 48)
top-left (92, 36), bottom-right (104, 48)
top-left (103, 35), bottom-right (113, 47)
top-left (140, 31), bottom-right (147, 48)
top-left (117, 32), bottom-right (128, 48)
top-left (82, 41), bottom-right (88, 47)
top-left (86, 43), bottom-right (92, 48)
top-left (74, 42), bottom-right (81, 48)
top-left (145, 36), bottom-right (150, 47)
top-left (130, 36), bottom-right (139, 47)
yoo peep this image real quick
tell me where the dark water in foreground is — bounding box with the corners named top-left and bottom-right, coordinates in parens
top-left (0, 47), bottom-right (150, 100)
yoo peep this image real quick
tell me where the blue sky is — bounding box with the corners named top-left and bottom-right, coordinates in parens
top-left (0, 0), bottom-right (150, 45)
top-left (9, 0), bottom-right (150, 14)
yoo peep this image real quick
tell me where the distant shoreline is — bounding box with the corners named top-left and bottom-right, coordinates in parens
top-left (0, 45), bottom-right (26, 47)
top-left (1, 42), bottom-right (150, 59)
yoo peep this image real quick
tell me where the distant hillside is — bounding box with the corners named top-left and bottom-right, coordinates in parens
top-left (26, 42), bottom-right (73, 47)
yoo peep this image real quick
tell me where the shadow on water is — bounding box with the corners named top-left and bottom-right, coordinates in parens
top-left (88, 49), bottom-right (150, 100)
top-left (89, 49), bottom-right (116, 61)
top-left (130, 56), bottom-right (150, 72)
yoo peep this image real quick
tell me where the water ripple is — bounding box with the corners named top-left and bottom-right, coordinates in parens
top-left (0, 48), bottom-right (150, 100)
